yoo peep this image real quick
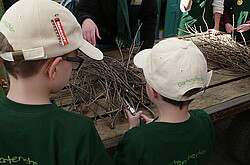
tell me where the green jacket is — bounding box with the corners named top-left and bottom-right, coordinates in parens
top-left (224, 0), bottom-right (250, 41)
top-left (178, 0), bottom-right (214, 36)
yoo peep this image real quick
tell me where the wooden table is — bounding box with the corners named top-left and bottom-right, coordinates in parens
top-left (51, 48), bottom-right (250, 150)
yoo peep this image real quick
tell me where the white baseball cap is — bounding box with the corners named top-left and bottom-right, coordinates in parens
top-left (0, 0), bottom-right (103, 61)
top-left (134, 38), bottom-right (212, 101)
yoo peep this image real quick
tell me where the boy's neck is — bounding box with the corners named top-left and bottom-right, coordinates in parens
top-left (7, 76), bottom-right (51, 105)
top-left (155, 102), bottom-right (190, 123)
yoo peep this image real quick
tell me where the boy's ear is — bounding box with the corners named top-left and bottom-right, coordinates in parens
top-left (47, 57), bottom-right (62, 80)
top-left (148, 85), bottom-right (159, 99)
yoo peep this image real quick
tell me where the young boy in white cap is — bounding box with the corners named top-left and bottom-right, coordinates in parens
top-left (0, 0), bottom-right (114, 164)
top-left (113, 38), bottom-right (214, 165)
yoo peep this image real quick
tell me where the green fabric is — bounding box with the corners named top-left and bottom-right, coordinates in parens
top-left (0, 59), bottom-right (9, 96)
top-left (113, 109), bottom-right (215, 165)
top-left (0, 0), bottom-right (4, 19)
top-left (0, 97), bottom-right (114, 165)
top-left (116, 0), bottom-right (132, 47)
top-left (224, 0), bottom-right (250, 41)
top-left (178, 0), bottom-right (214, 36)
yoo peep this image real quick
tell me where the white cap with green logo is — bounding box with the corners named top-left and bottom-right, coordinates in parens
top-left (0, 0), bottom-right (103, 61)
top-left (134, 38), bottom-right (213, 101)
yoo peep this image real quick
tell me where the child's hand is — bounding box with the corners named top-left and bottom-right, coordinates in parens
top-left (207, 28), bottom-right (220, 35)
top-left (225, 23), bottom-right (234, 33)
top-left (125, 109), bottom-right (143, 129)
top-left (236, 24), bottom-right (250, 33)
top-left (140, 114), bottom-right (154, 124)
top-left (1, 79), bottom-right (8, 89)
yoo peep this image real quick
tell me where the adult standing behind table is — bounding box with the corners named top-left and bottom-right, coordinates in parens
top-left (178, 0), bottom-right (224, 36)
top-left (223, 0), bottom-right (250, 43)
top-left (76, 0), bottom-right (158, 50)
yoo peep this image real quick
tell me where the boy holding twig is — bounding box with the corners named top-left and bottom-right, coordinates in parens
top-left (114, 38), bottom-right (214, 165)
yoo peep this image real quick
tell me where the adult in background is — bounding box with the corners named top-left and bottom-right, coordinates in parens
top-left (178, 0), bottom-right (224, 36)
top-left (223, 0), bottom-right (250, 43)
top-left (3, 0), bottom-right (17, 10)
top-left (76, 0), bottom-right (158, 50)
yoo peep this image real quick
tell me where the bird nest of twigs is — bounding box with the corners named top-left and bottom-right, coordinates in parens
top-left (51, 51), bottom-right (153, 128)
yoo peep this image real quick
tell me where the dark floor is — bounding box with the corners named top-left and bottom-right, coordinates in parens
top-left (208, 118), bottom-right (245, 165)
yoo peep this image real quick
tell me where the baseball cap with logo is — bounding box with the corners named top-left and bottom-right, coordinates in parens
top-left (133, 38), bottom-right (212, 101)
top-left (0, 0), bottom-right (103, 61)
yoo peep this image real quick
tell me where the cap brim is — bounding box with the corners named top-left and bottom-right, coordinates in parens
top-left (79, 39), bottom-right (103, 60)
top-left (133, 49), bottom-right (152, 68)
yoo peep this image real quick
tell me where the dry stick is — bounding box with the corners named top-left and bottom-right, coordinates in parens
top-left (110, 107), bottom-right (123, 129)
top-left (202, 8), bottom-right (209, 31)
top-left (177, 27), bottom-right (192, 35)
top-left (116, 40), bottom-right (124, 63)
top-left (127, 23), bottom-right (143, 70)
top-left (128, 23), bottom-right (142, 56)
top-left (232, 14), bottom-right (235, 39)
top-left (239, 32), bottom-right (247, 46)
top-left (136, 41), bottom-right (144, 54)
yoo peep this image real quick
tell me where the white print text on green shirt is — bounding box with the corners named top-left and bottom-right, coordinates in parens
top-left (178, 77), bottom-right (204, 87)
top-left (0, 156), bottom-right (38, 165)
top-left (169, 149), bottom-right (207, 165)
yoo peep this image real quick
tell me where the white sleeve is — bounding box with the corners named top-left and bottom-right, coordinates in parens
top-left (180, 0), bottom-right (193, 12)
top-left (212, 0), bottom-right (224, 14)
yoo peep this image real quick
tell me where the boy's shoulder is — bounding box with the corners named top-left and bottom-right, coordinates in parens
top-left (54, 106), bottom-right (94, 124)
top-left (189, 109), bottom-right (210, 120)
top-left (125, 110), bottom-right (211, 136)
top-left (0, 96), bottom-right (94, 127)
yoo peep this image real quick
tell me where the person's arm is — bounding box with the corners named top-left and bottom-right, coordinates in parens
top-left (207, 0), bottom-right (224, 35)
top-left (236, 23), bottom-right (250, 33)
top-left (76, 0), bottom-right (101, 46)
top-left (180, 0), bottom-right (193, 12)
top-left (76, 0), bottom-right (99, 26)
top-left (213, 12), bottom-right (222, 31)
top-left (139, 0), bottom-right (158, 50)
top-left (81, 18), bottom-right (101, 46)
top-left (223, 6), bottom-right (234, 33)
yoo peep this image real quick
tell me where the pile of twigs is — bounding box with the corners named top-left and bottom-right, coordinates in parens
top-left (53, 53), bottom-right (152, 128)
top-left (182, 33), bottom-right (250, 74)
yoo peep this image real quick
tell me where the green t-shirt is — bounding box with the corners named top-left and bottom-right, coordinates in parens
top-left (113, 109), bottom-right (215, 165)
top-left (0, 97), bottom-right (114, 165)
top-left (178, 0), bottom-right (214, 36)
top-left (224, 0), bottom-right (250, 41)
